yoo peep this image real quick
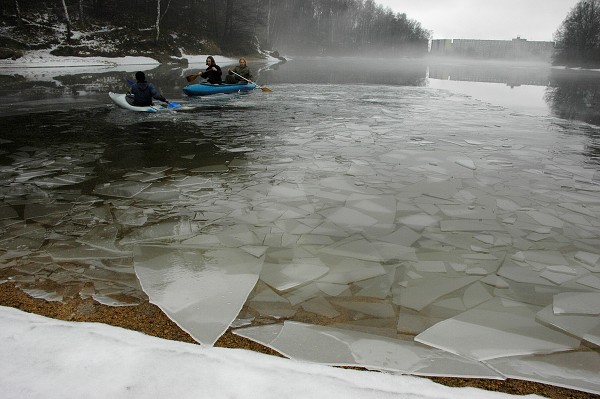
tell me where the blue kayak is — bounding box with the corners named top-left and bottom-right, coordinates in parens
top-left (182, 82), bottom-right (257, 96)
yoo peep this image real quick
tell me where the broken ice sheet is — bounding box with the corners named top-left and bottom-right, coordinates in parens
top-left (535, 304), bottom-right (600, 341)
top-left (440, 219), bottom-right (504, 232)
top-left (133, 184), bottom-right (182, 202)
top-left (316, 255), bottom-right (386, 285)
top-left (113, 206), bottom-right (148, 226)
top-left (0, 205), bottom-right (18, 220)
top-left (93, 181), bottom-right (151, 198)
top-left (319, 206), bottom-right (379, 229)
top-left (119, 219), bottom-right (195, 245)
top-left (0, 222), bottom-right (45, 245)
top-left (319, 236), bottom-right (384, 262)
top-left (397, 213), bottom-right (439, 231)
top-left (553, 292), bottom-right (600, 315)
top-left (525, 210), bottom-right (564, 228)
top-left (133, 245), bottom-right (263, 346)
top-left (260, 258), bottom-right (329, 292)
top-left (583, 323), bottom-right (600, 346)
top-left (333, 300), bottom-right (395, 318)
top-left (415, 298), bottom-right (580, 361)
top-left (76, 225), bottom-right (131, 255)
top-left (576, 274), bottom-right (600, 290)
top-left (392, 275), bottom-right (479, 311)
top-left (486, 350), bottom-right (600, 396)
top-left (23, 202), bottom-right (71, 221)
top-left (300, 296), bottom-right (340, 318)
top-left (346, 194), bottom-right (397, 224)
top-left (234, 321), bottom-right (502, 378)
top-left (354, 267), bottom-right (396, 299)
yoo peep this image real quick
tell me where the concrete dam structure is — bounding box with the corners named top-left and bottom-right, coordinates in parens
top-left (430, 37), bottom-right (555, 61)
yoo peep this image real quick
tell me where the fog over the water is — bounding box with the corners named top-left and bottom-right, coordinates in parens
top-left (376, 0), bottom-right (580, 41)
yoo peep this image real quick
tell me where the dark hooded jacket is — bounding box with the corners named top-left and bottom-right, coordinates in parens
top-left (200, 64), bottom-right (223, 84)
top-left (130, 82), bottom-right (167, 106)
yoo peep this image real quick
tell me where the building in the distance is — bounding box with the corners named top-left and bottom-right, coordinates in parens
top-left (430, 37), bottom-right (555, 61)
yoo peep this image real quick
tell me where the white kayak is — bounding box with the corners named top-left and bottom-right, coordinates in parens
top-left (109, 92), bottom-right (181, 113)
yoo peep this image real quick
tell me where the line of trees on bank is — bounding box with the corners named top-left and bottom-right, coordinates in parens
top-left (554, 0), bottom-right (600, 66)
top-left (1, 0), bottom-right (430, 56)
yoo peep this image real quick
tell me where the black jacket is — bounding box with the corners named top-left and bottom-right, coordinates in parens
top-left (130, 82), bottom-right (166, 106)
top-left (201, 65), bottom-right (223, 84)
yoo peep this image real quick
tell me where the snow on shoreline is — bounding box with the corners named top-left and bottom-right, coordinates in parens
top-left (0, 306), bottom-right (539, 399)
top-left (0, 49), bottom-right (161, 69)
top-left (0, 50), bottom-right (281, 84)
top-left (0, 48), bottom-right (281, 70)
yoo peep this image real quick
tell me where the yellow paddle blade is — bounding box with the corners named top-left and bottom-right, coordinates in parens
top-left (185, 74), bottom-right (200, 82)
top-left (260, 87), bottom-right (272, 92)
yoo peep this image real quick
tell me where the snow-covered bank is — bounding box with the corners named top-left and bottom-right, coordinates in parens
top-left (0, 306), bottom-right (539, 399)
top-left (0, 49), bottom-right (282, 70)
top-left (0, 49), bottom-right (160, 69)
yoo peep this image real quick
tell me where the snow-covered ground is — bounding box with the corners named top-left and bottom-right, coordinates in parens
top-left (0, 49), bottom-right (280, 83)
top-left (0, 48), bottom-right (280, 70)
top-left (0, 306), bottom-right (539, 399)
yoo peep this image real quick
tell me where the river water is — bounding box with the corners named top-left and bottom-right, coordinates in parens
top-left (1, 57), bottom-right (600, 394)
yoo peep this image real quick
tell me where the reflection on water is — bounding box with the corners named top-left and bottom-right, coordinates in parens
top-left (1, 57), bottom-right (600, 395)
top-left (427, 59), bottom-right (552, 86)
top-left (546, 68), bottom-right (600, 127)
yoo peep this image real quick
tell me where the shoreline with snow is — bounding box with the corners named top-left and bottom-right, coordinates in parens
top-left (0, 305), bottom-right (543, 399)
top-left (0, 49), bottom-right (281, 70)
top-left (0, 283), bottom-right (588, 399)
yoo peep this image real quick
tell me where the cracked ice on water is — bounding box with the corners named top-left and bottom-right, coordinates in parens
top-left (1, 84), bottom-right (600, 395)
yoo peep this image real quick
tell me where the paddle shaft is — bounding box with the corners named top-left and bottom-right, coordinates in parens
top-left (231, 71), bottom-right (272, 92)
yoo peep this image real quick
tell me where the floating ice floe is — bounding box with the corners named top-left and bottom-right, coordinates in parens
top-left (133, 246), bottom-right (263, 345)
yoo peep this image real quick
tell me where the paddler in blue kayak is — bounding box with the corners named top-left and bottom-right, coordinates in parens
top-left (128, 71), bottom-right (168, 106)
top-left (225, 57), bottom-right (252, 84)
top-left (199, 56), bottom-right (223, 84)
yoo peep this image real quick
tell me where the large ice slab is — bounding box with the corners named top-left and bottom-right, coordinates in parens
top-left (233, 321), bottom-right (503, 379)
top-left (486, 350), bottom-right (600, 395)
top-left (133, 245), bottom-right (263, 345)
top-left (415, 298), bottom-right (580, 361)
top-left (535, 304), bottom-right (600, 341)
top-left (392, 275), bottom-right (480, 311)
top-left (553, 292), bottom-right (600, 315)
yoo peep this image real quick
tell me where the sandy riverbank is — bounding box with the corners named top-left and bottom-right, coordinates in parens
top-left (0, 283), bottom-right (596, 399)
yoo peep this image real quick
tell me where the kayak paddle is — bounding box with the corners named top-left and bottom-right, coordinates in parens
top-left (185, 73), bottom-right (202, 82)
top-left (231, 71), bottom-right (272, 92)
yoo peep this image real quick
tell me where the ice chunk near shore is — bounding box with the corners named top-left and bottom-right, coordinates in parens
top-left (535, 305), bottom-right (600, 342)
top-left (120, 219), bottom-right (195, 245)
top-left (93, 181), bottom-right (151, 198)
top-left (133, 245), bottom-right (263, 345)
top-left (486, 350), bottom-right (600, 395)
top-left (415, 298), bottom-right (580, 361)
top-left (552, 292), bottom-right (600, 315)
top-left (234, 321), bottom-right (503, 379)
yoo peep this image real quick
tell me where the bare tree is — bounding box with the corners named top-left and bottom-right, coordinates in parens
top-left (266, 0), bottom-right (273, 45)
top-left (14, 0), bottom-right (23, 26)
top-left (223, 0), bottom-right (234, 41)
top-left (79, 0), bottom-right (85, 26)
top-left (60, 0), bottom-right (72, 43)
top-left (155, 0), bottom-right (161, 42)
top-left (554, 0), bottom-right (600, 66)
